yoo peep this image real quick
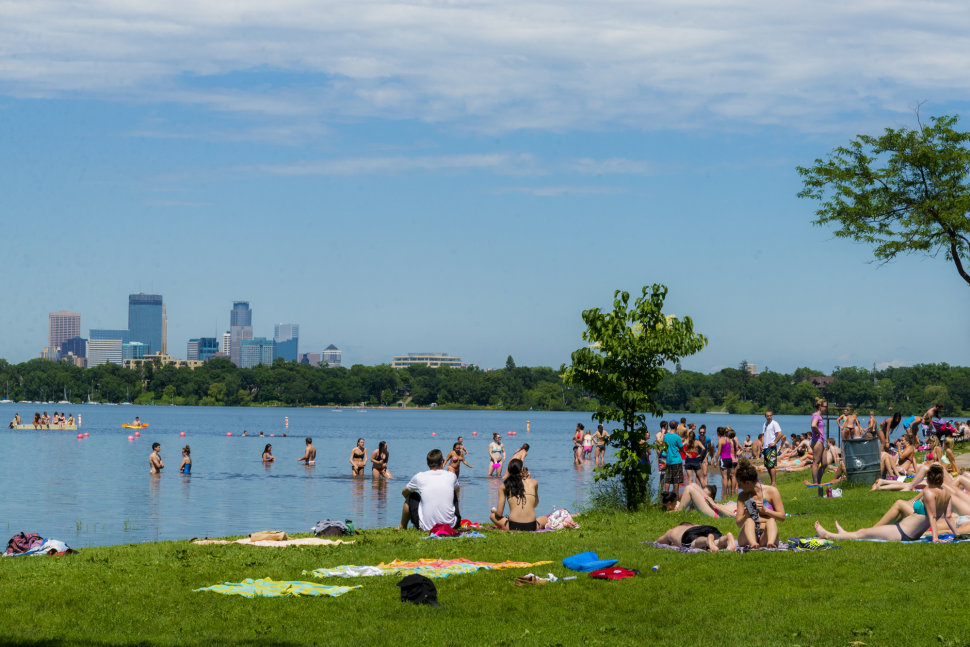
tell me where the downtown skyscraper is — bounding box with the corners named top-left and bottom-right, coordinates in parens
top-left (128, 293), bottom-right (164, 355)
top-left (229, 301), bottom-right (253, 366)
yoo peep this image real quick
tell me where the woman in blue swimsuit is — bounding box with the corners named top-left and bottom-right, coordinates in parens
top-left (179, 446), bottom-right (192, 474)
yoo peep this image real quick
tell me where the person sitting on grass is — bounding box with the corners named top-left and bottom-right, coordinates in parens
top-left (655, 521), bottom-right (736, 552)
top-left (398, 449), bottom-right (459, 531)
top-left (489, 458), bottom-right (547, 531)
top-left (735, 459), bottom-right (785, 548)
top-left (661, 483), bottom-right (737, 519)
top-left (815, 464), bottom-right (958, 543)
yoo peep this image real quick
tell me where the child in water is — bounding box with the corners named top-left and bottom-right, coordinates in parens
top-left (179, 446), bottom-right (192, 474)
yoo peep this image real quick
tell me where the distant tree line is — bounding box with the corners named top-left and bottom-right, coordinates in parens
top-left (0, 356), bottom-right (967, 416)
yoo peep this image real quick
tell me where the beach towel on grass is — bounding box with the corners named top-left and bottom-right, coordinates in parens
top-left (195, 578), bottom-right (360, 598)
top-left (308, 557), bottom-right (552, 579)
top-left (823, 534), bottom-right (970, 544)
top-left (643, 538), bottom-right (838, 553)
top-left (192, 537), bottom-right (354, 547)
top-left (422, 531), bottom-right (486, 540)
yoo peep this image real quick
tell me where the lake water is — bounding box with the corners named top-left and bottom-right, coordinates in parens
top-left (0, 403), bottom-right (823, 547)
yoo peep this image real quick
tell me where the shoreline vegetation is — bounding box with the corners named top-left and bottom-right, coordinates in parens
top-left (7, 467), bottom-right (970, 646)
top-left (1, 357), bottom-right (968, 416)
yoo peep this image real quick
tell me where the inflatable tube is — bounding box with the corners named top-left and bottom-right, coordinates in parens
top-left (121, 423), bottom-right (149, 429)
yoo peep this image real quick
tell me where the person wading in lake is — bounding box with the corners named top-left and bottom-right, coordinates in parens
top-left (149, 443), bottom-right (164, 474)
top-left (298, 437), bottom-right (316, 465)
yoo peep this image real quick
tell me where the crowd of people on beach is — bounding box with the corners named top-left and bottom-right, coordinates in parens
top-left (651, 401), bottom-right (970, 548)
top-left (134, 398), bottom-right (970, 544)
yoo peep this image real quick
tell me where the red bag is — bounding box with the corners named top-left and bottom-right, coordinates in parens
top-left (428, 523), bottom-right (459, 537)
top-left (589, 566), bottom-right (638, 580)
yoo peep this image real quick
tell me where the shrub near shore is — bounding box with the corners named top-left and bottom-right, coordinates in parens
top-left (4, 469), bottom-right (970, 646)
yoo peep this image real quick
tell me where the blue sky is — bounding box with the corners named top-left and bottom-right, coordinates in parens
top-left (2, 0), bottom-right (968, 372)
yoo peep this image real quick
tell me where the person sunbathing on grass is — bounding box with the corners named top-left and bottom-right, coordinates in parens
top-left (655, 521), bottom-right (736, 552)
top-left (489, 459), bottom-right (547, 531)
top-left (815, 465), bottom-right (958, 543)
top-left (871, 459), bottom-right (960, 492)
top-left (661, 483), bottom-right (737, 519)
top-left (735, 459), bottom-right (785, 548)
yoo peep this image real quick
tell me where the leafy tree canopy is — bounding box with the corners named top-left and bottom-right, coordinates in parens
top-left (798, 113), bottom-right (970, 286)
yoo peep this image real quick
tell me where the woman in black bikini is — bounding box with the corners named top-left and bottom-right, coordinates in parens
top-left (489, 458), bottom-right (547, 531)
top-left (370, 440), bottom-right (392, 479)
top-left (349, 438), bottom-right (367, 476)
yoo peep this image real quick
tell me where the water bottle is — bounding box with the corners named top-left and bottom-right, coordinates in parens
top-left (826, 486), bottom-right (832, 498)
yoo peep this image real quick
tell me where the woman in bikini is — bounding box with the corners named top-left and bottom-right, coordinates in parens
top-left (582, 429), bottom-right (594, 461)
top-left (683, 430), bottom-right (703, 487)
top-left (593, 424), bottom-right (609, 466)
top-left (488, 434), bottom-right (505, 477)
top-left (262, 443), bottom-right (275, 463)
top-left (810, 398), bottom-right (829, 494)
top-left (445, 442), bottom-right (473, 478)
top-left (878, 413), bottom-right (901, 452)
top-left (370, 440), bottom-right (392, 479)
top-left (735, 459), bottom-right (785, 548)
top-left (349, 438), bottom-right (367, 477)
top-left (942, 438), bottom-right (958, 476)
top-left (816, 464), bottom-right (957, 542)
top-left (489, 458), bottom-right (547, 531)
top-left (573, 424), bottom-right (584, 465)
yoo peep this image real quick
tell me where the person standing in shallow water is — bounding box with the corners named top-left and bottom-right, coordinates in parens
top-left (350, 438), bottom-right (367, 476)
top-left (299, 437), bottom-right (316, 465)
top-left (149, 443), bottom-right (164, 474)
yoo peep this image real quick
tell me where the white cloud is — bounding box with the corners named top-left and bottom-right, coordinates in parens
top-left (2, 1), bottom-right (970, 131)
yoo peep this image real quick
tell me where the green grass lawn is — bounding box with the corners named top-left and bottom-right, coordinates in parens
top-left (3, 469), bottom-right (969, 647)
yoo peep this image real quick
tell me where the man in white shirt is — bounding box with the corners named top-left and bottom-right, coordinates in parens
top-left (398, 449), bottom-right (460, 531)
top-left (762, 410), bottom-right (782, 486)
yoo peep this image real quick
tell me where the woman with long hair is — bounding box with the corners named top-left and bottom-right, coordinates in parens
top-left (446, 441), bottom-right (473, 478)
top-left (262, 443), bottom-right (274, 463)
top-left (349, 438), bottom-right (367, 476)
top-left (488, 458), bottom-right (547, 531)
top-left (371, 441), bottom-right (392, 479)
top-left (683, 430), bottom-right (702, 487)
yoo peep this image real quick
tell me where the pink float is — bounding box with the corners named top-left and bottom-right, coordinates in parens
top-left (431, 432), bottom-right (437, 436)
top-left (83, 432), bottom-right (89, 437)
top-left (227, 432), bottom-right (232, 436)
top-left (179, 431), bottom-right (186, 437)
top-left (77, 433), bottom-right (82, 439)
top-left (134, 431), bottom-right (140, 437)
top-left (472, 431), bottom-right (477, 436)
top-left (127, 435), bottom-right (134, 441)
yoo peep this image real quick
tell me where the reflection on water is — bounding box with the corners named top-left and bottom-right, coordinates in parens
top-left (0, 404), bottom-right (815, 546)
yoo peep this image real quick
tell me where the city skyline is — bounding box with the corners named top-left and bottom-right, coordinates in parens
top-left (3, 2), bottom-right (969, 372)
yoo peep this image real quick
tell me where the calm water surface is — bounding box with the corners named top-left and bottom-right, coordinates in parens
top-left (0, 404), bottom-right (818, 547)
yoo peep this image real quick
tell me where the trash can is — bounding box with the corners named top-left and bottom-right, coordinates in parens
top-left (842, 438), bottom-right (881, 485)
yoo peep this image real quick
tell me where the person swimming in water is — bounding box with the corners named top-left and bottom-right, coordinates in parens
top-left (262, 443), bottom-right (275, 463)
top-left (350, 438), bottom-right (367, 476)
top-left (299, 437), bottom-right (316, 465)
top-left (179, 446), bottom-right (192, 474)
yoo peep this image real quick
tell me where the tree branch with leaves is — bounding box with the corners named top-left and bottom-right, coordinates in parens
top-left (797, 113), bottom-right (970, 286)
